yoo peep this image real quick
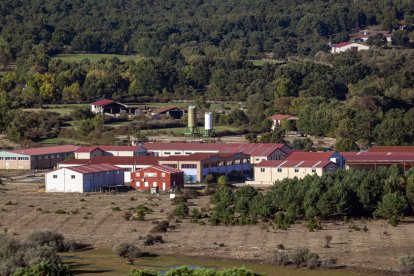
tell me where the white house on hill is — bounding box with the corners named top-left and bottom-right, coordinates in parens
top-left (331, 42), bottom-right (369, 54)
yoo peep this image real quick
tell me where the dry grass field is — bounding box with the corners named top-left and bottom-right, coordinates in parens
top-left (0, 182), bottom-right (412, 275)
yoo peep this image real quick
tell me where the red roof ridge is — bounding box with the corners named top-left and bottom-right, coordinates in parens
top-left (90, 99), bottom-right (116, 106)
top-left (64, 163), bottom-right (123, 174)
top-left (332, 42), bottom-right (353, 48)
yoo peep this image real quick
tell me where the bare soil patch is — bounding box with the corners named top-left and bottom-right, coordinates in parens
top-left (0, 182), bottom-right (411, 273)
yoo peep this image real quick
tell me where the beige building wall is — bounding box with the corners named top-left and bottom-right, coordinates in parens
top-left (249, 163), bottom-right (338, 185)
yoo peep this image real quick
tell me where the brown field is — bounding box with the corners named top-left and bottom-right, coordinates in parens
top-left (0, 182), bottom-right (412, 275)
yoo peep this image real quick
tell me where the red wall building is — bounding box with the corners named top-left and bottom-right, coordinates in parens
top-left (131, 165), bottom-right (184, 191)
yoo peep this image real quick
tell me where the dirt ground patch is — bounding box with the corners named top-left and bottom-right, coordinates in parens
top-left (0, 182), bottom-right (412, 274)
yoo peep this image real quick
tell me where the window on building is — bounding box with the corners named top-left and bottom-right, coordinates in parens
top-left (0, 157), bottom-right (3, 160)
top-left (277, 168), bottom-right (282, 172)
top-left (144, 172), bottom-right (157, 177)
top-left (294, 168), bottom-right (299, 173)
top-left (124, 168), bottom-right (132, 172)
top-left (153, 182), bottom-right (157, 187)
top-left (164, 152), bottom-right (171, 155)
top-left (166, 164), bottom-right (178, 168)
top-left (174, 152), bottom-right (181, 155)
top-left (71, 175), bottom-right (75, 179)
top-left (137, 181), bottom-right (140, 187)
top-left (312, 169), bottom-right (316, 173)
top-left (137, 172), bottom-right (140, 176)
top-left (260, 168), bottom-right (265, 172)
top-left (53, 175), bottom-right (58, 179)
top-left (184, 152), bottom-right (191, 155)
top-left (181, 164), bottom-right (197, 169)
top-left (162, 173), bottom-right (165, 177)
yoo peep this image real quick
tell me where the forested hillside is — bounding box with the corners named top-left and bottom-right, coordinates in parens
top-left (1, 1), bottom-right (414, 147)
top-left (0, 0), bottom-right (413, 57)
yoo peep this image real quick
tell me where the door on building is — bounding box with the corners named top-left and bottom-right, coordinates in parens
top-left (162, 182), bottom-right (166, 191)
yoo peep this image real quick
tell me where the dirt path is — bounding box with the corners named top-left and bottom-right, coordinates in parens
top-left (0, 183), bottom-right (412, 273)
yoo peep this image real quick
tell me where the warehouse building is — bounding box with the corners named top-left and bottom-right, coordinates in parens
top-left (131, 165), bottom-right (184, 191)
top-left (283, 151), bottom-right (345, 168)
top-left (74, 145), bottom-right (147, 159)
top-left (46, 163), bottom-right (124, 193)
top-left (144, 142), bottom-right (292, 164)
top-left (159, 152), bottom-right (250, 183)
top-left (342, 152), bottom-right (414, 171)
top-left (0, 145), bottom-right (79, 170)
top-left (58, 156), bottom-right (160, 183)
top-left (247, 160), bottom-right (339, 185)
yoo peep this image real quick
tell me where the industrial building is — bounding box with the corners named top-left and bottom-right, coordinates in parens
top-left (57, 156), bottom-right (160, 183)
top-left (74, 145), bottom-right (147, 159)
top-left (131, 165), bottom-right (184, 191)
top-left (342, 152), bottom-right (414, 171)
top-left (159, 152), bottom-right (250, 183)
top-left (45, 163), bottom-right (124, 193)
top-left (144, 142), bottom-right (292, 164)
top-left (247, 160), bottom-right (339, 185)
top-left (284, 151), bottom-right (345, 168)
top-left (0, 145), bottom-right (79, 170)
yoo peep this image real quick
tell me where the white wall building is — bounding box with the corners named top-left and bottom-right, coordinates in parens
top-left (331, 42), bottom-right (370, 54)
top-left (57, 156), bottom-right (159, 183)
top-left (46, 163), bottom-right (124, 193)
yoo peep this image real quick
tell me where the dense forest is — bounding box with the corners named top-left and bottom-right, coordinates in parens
top-left (1, 1), bottom-right (414, 147)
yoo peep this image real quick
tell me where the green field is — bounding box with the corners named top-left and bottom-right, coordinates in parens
top-left (53, 54), bottom-right (145, 63)
top-left (141, 125), bottom-right (241, 135)
top-left (42, 104), bottom-right (89, 116)
top-left (62, 248), bottom-right (361, 276)
top-left (37, 137), bottom-right (86, 146)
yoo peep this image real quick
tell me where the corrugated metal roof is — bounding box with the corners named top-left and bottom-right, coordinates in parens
top-left (75, 145), bottom-right (144, 153)
top-left (66, 163), bottom-right (123, 174)
top-left (257, 160), bottom-right (333, 168)
top-left (368, 146), bottom-right (414, 153)
top-left (341, 152), bottom-right (414, 162)
top-left (284, 151), bottom-right (335, 161)
top-left (8, 145), bottom-right (79, 156)
top-left (161, 152), bottom-right (237, 162)
top-left (144, 142), bottom-right (289, 157)
top-left (90, 99), bottom-right (115, 106)
top-left (137, 165), bottom-right (183, 174)
top-left (59, 156), bottom-right (160, 166)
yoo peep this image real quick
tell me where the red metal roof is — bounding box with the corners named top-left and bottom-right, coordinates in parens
top-left (65, 163), bottom-right (123, 174)
top-left (368, 146), bottom-right (414, 153)
top-left (332, 42), bottom-right (352, 48)
top-left (90, 99), bottom-right (115, 107)
top-left (284, 151), bottom-right (335, 161)
top-left (161, 152), bottom-right (238, 162)
top-left (8, 145), bottom-right (79, 156)
top-left (137, 165), bottom-right (183, 174)
top-left (341, 152), bottom-right (414, 162)
top-left (144, 142), bottom-right (290, 157)
top-left (269, 114), bottom-right (298, 121)
top-left (59, 156), bottom-right (160, 166)
top-left (257, 160), bottom-right (333, 168)
top-left (75, 145), bottom-right (144, 153)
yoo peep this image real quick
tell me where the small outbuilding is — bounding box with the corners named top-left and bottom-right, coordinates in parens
top-left (46, 163), bottom-right (124, 193)
top-left (131, 165), bottom-right (184, 191)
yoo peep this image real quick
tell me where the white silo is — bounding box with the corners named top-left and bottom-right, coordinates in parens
top-left (203, 112), bottom-right (215, 137)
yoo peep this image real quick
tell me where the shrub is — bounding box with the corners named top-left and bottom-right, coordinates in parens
top-left (182, 189), bottom-right (198, 200)
top-left (191, 208), bottom-right (202, 220)
top-left (307, 218), bottom-right (322, 232)
top-left (123, 211), bottom-right (133, 221)
top-left (113, 243), bottom-right (141, 259)
top-left (217, 175), bottom-right (228, 186)
top-left (143, 235), bottom-right (164, 246)
top-left (289, 247), bottom-right (319, 268)
top-left (399, 255), bottom-right (414, 273)
top-left (173, 202), bottom-right (189, 219)
top-left (271, 251), bottom-right (290, 266)
top-left (26, 231), bottom-right (67, 252)
top-left (111, 207), bottom-right (121, 211)
top-left (324, 235), bottom-right (333, 248)
top-left (151, 221), bottom-right (169, 233)
top-left (13, 260), bottom-right (73, 276)
top-left (204, 174), bottom-right (216, 184)
top-left (171, 196), bottom-right (187, 205)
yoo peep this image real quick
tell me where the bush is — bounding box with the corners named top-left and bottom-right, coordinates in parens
top-left (271, 251), bottom-right (290, 266)
top-left (171, 196), bottom-right (187, 205)
top-left (399, 255), bottom-right (414, 273)
top-left (113, 243), bottom-right (141, 259)
top-left (123, 211), bottom-right (133, 221)
top-left (173, 202), bottom-right (189, 219)
top-left (307, 218), bottom-right (322, 232)
top-left (182, 189), bottom-right (198, 200)
top-left (289, 247), bottom-right (319, 268)
top-left (13, 260), bottom-right (73, 276)
top-left (26, 231), bottom-right (67, 252)
top-left (143, 235), bottom-right (164, 246)
top-left (151, 221), bottom-right (169, 233)
top-left (217, 175), bottom-right (228, 187)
